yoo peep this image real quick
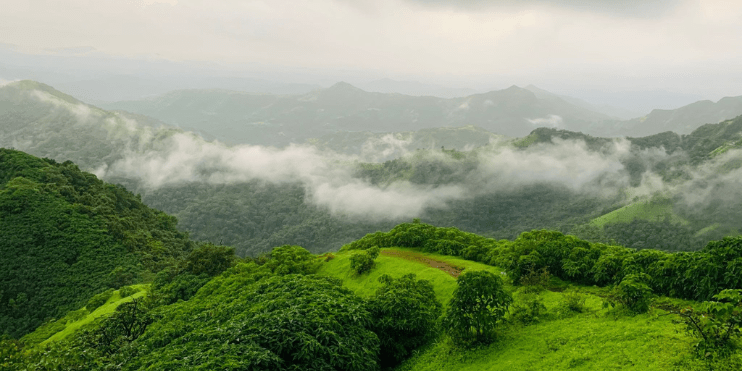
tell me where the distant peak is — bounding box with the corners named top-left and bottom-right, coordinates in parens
top-left (3, 80), bottom-right (83, 105)
top-left (328, 81), bottom-right (362, 90)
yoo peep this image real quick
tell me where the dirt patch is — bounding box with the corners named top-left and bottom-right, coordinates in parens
top-left (381, 250), bottom-right (465, 278)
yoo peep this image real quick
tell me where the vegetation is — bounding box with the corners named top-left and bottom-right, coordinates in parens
top-left (443, 271), bottom-right (512, 345)
top-left (605, 273), bottom-right (654, 314)
top-left (367, 274), bottom-right (442, 368)
top-left (0, 149), bottom-right (193, 338)
top-left (6, 96), bottom-right (742, 369)
top-left (342, 222), bottom-right (742, 303)
top-left (350, 246), bottom-right (381, 274)
top-left (676, 289), bottom-right (742, 358)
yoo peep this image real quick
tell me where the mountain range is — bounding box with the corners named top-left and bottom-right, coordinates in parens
top-left (102, 82), bottom-right (613, 145)
top-left (103, 82), bottom-right (742, 147)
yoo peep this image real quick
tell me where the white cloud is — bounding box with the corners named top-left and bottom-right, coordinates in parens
top-left (99, 132), bottom-right (467, 221)
top-left (30, 89), bottom-right (95, 122)
top-left (527, 114), bottom-right (563, 128)
top-left (0, 79), bottom-right (18, 87)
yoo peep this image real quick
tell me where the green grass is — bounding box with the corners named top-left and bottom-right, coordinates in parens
top-left (398, 289), bottom-right (704, 371)
top-left (321, 247), bottom-right (712, 370)
top-left (318, 248), bottom-right (503, 306)
top-left (25, 284), bottom-right (149, 346)
top-left (590, 199), bottom-right (688, 227)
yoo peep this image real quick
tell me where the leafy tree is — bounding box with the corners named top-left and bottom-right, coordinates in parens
top-left (0, 149), bottom-right (194, 337)
top-left (183, 243), bottom-right (236, 276)
top-left (443, 270), bottom-right (512, 345)
top-left (350, 246), bottom-right (380, 275)
top-left (605, 273), bottom-right (653, 313)
top-left (264, 245), bottom-right (322, 275)
top-left (87, 298), bottom-right (155, 357)
top-left (366, 274), bottom-right (441, 367)
top-left (125, 269), bottom-right (380, 371)
top-left (677, 289), bottom-right (742, 358)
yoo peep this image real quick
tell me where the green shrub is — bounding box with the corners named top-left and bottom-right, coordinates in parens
top-left (444, 270), bottom-right (513, 345)
top-left (510, 293), bottom-right (546, 325)
top-left (153, 273), bottom-right (211, 305)
top-left (126, 273), bottom-right (381, 371)
top-left (118, 286), bottom-right (139, 299)
top-left (0, 336), bottom-right (25, 371)
top-left (264, 245), bottom-right (321, 275)
top-left (350, 246), bottom-right (380, 275)
top-left (560, 290), bottom-right (588, 314)
top-left (86, 289), bottom-right (114, 311)
top-left (520, 267), bottom-right (551, 293)
top-left (676, 289), bottom-right (742, 358)
top-left (366, 274), bottom-right (442, 368)
top-left (605, 273), bottom-right (653, 313)
top-left (183, 243), bottom-right (236, 276)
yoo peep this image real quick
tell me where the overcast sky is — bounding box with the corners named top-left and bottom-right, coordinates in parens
top-left (3, 0), bottom-right (742, 101)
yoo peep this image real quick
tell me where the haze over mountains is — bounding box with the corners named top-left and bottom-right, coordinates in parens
top-left (103, 82), bottom-right (614, 145)
top-left (103, 81), bottom-right (742, 148)
top-left (4, 79), bottom-right (742, 256)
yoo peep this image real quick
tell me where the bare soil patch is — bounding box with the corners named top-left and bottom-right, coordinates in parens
top-left (381, 250), bottom-right (465, 278)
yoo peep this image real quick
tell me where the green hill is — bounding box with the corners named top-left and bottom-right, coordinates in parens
top-left (0, 148), bottom-right (193, 338)
top-left (321, 248), bottom-right (702, 370)
top-left (590, 198), bottom-right (688, 227)
top-left (11, 222), bottom-right (742, 370)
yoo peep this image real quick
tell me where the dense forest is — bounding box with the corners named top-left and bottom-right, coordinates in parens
top-left (0, 149), bottom-right (194, 338)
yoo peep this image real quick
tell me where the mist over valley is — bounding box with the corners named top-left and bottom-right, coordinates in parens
top-left (5, 1), bottom-right (742, 369)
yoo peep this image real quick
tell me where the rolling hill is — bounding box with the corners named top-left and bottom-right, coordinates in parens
top-left (0, 149), bottom-right (193, 338)
top-left (12, 222), bottom-right (742, 370)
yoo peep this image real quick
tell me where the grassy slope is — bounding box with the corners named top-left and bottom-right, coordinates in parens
top-left (590, 199), bottom-right (688, 228)
top-left (323, 247), bottom-right (703, 370)
top-left (398, 294), bottom-right (699, 371)
top-left (318, 248), bottom-right (502, 306)
top-left (22, 285), bottom-right (149, 346)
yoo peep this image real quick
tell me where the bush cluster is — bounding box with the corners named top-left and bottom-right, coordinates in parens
top-left (350, 246), bottom-right (380, 274)
top-left (342, 222), bottom-right (742, 303)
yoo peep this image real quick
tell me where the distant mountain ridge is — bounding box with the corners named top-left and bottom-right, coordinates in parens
top-left (103, 82), bottom-right (613, 146)
top-left (524, 85), bottom-right (643, 120)
top-left (355, 78), bottom-right (478, 98)
top-left (608, 96), bottom-right (742, 137)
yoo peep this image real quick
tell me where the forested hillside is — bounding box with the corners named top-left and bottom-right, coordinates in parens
top-left (0, 149), bottom-right (193, 338)
top-left (7, 221), bottom-right (742, 370)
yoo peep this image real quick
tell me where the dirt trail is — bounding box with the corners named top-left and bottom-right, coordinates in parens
top-left (381, 250), bottom-right (465, 278)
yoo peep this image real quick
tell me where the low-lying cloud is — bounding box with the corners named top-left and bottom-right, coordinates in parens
top-left (527, 114), bottom-right (563, 128)
top-left (28, 86), bottom-right (741, 225)
top-left (97, 132), bottom-right (467, 221)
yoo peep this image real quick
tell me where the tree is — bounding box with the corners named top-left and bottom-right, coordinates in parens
top-left (443, 270), bottom-right (512, 345)
top-left (366, 274), bottom-right (441, 367)
top-left (605, 273), bottom-right (653, 313)
top-left (264, 245), bottom-right (321, 275)
top-left (350, 246), bottom-right (380, 275)
top-left (676, 289), bottom-right (742, 358)
top-left (125, 272), bottom-right (381, 371)
top-left (183, 243), bottom-right (236, 276)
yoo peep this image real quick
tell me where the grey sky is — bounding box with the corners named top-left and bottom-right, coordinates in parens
top-left (2, 0), bottom-right (742, 101)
